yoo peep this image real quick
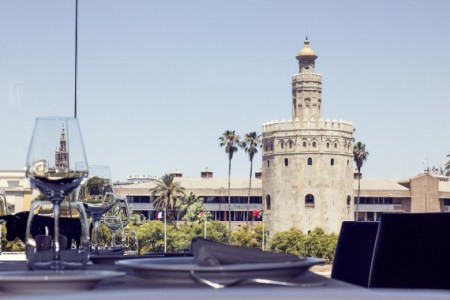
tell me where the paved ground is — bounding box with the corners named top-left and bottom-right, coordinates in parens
top-left (310, 264), bottom-right (332, 277)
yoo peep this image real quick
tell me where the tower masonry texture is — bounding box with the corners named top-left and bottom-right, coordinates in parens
top-left (262, 38), bottom-right (354, 234)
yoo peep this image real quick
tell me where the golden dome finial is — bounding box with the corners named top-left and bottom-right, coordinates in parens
top-left (298, 36), bottom-right (315, 57)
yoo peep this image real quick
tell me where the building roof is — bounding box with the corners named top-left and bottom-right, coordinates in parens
top-left (354, 179), bottom-right (410, 191)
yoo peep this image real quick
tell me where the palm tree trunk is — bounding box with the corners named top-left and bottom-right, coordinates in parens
top-left (227, 158), bottom-right (232, 236)
top-left (247, 160), bottom-right (253, 225)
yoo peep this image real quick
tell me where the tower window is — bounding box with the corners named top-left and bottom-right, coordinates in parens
top-left (312, 142), bottom-right (316, 148)
top-left (280, 142), bottom-right (284, 149)
top-left (266, 195), bottom-right (271, 210)
top-left (308, 157), bottom-right (313, 165)
top-left (334, 143), bottom-right (337, 148)
top-left (303, 141), bottom-right (307, 148)
top-left (327, 142), bottom-right (330, 148)
top-left (267, 160), bottom-right (270, 168)
top-left (284, 158), bottom-right (288, 166)
top-left (331, 158), bottom-right (335, 166)
top-left (347, 195), bottom-right (351, 206)
top-left (288, 140), bottom-right (294, 149)
top-left (305, 194), bottom-right (315, 207)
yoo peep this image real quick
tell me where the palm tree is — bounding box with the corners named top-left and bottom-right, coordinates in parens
top-left (353, 141), bottom-right (369, 221)
top-left (242, 132), bottom-right (261, 224)
top-left (219, 130), bottom-right (241, 234)
top-left (150, 173), bottom-right (185, 222)
top-left (445, 153), bottom-right (450, 176)
top-left (177, 192), bottom-right (205, 222)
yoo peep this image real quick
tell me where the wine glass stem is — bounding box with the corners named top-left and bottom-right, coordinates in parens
top-left (111, 231), bottom-right (116, 248)
top-left (94, 219), bottom-right (100, 255)
top-left (53, 201), bottom-right (61, 262)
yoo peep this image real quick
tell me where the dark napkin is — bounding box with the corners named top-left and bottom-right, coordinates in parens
top-left (191, 237), bottom-right (302, 266)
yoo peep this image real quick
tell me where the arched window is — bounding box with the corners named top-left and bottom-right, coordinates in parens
top-left (347, 195), bottom-right (351, 206)
top-left (308, 157), bottom-right (313, 165)
top-left (267, 160), bottom-right (270, 168)
top-left (303, 141), bottom-right (307, 148)
top-left (288, 140), bottom-right (294, 149)
top-left (312, 142), bottom-right (316, 148)
top-left (334, 143), bottom-right (337, 148)
top-left (331, 158), bottom-right (335, 166)
top-left (284, 158), bottom-right (288, 166)
top-left (327, 142), bottom-right (330, 148)
top-left (280, 142), bottom-right (284, 149)
top-left (266, 195), bottom-right (271, 210)
top-left (305, 194), bottom-right (315, 207)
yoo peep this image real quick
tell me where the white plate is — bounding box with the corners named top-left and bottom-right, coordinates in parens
top-left (0, 270), bottom-right (125, 294)
top-left (116, 256), bottom-right (325, 284)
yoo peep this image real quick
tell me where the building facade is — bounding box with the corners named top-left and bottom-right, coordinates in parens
top-left (261, 38), bottom-right (354, 234)
top-left (0, 170), bottom-right (37, 213)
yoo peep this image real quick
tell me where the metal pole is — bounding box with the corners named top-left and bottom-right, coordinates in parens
top-left (204, 212), bottom-right (207, 239)
top-left (74, 0), bottom-right (79, 118)
top-left (262, 210), bottom-right (265, 250)
top-left (164, 208), bottom-right (167, 253)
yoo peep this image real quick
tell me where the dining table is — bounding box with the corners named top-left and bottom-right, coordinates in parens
top-left (0, 257), bottom-right (449, 300)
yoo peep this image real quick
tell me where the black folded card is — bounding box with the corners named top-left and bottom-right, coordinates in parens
top-left (192, 237), bottom-right (302, 266)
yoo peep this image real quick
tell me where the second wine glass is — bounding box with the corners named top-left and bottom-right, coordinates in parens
top-left (78, 165), bottom-right (116, 255)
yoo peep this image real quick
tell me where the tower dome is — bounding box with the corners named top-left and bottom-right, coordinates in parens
top-left (297, 36), bottom-right (315, 57)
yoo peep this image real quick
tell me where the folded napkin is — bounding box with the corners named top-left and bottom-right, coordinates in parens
top-left (191, 237), bottom-right (302, 266)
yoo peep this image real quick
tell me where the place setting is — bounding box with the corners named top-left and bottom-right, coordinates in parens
top-left (115, 237), bottom-right (327, 287)
top-left (0, 117), bottom-right (126, 295)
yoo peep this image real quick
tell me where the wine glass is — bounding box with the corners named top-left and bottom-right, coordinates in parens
top-left (102, 215), bottom-right (124, 249)
top-left (25, 117), bottom-right (89, 270)
top-left (124, 230), bottom-right (139, 255)
top-left (78, 165), bottom-right (116, 255)
top-left (0, 190), bottom-right (10, 254)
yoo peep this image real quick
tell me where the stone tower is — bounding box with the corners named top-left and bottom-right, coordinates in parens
top-left (55, 125), bottom-right (68, 171)
top-left (262, 38), bottom-right (354, 234)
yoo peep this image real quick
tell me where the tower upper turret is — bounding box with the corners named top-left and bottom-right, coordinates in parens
top-left (292, 37), bottom-right (322, 120)
top-left (296, 37), bottom-right (318, 74)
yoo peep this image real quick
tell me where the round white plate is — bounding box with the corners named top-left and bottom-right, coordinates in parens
top-left (0, 270), bottom-right (125, 294)
top-left (116, 256), bottom-right (325, 284)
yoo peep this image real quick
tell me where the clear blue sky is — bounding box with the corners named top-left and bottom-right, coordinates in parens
top-left (1, 0), bottom-right (449, 181)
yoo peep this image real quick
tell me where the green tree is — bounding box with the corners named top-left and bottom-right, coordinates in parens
top-left (177, 192), bottom-right (206, 222)
top-left (353, 141), bottom-right (369, 221)
top-left (137, 220), bottom-right (179, 253)
top-left (242, 132), bottom-right (261, 223)
top-left (177, 221), bottom-right (230, 250)
top-left (304, 227), bottom-right (338, 262)
top-left (231, 224), bottom-right (259, 247)
top-left (149, 174), bottom-right (185, 222)
top-left (253, 223), bottom-right (268, 250)
top-left (268, 228), bottom-right (308, 256)
top-left (219, 130), bottom-right (241, 234)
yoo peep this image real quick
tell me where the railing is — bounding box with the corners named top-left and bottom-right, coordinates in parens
top-left (128, 202), bottom-right (263, 212)
top-left (355, 204), bottom-right (403, 212)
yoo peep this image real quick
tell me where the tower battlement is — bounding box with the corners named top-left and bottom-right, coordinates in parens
top-left (262, 118), bottom-right (353, 133)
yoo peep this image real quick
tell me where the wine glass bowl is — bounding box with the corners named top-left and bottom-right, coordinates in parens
top-left (26, 117), bottom-right (88, 202)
